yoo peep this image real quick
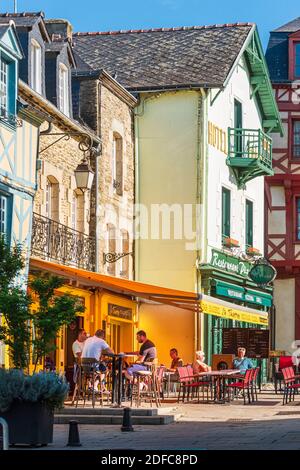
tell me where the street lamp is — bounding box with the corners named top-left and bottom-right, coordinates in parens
top-left (74, 155), bottom-right (95, 192)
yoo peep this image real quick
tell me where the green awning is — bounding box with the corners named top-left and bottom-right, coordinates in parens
top-left (215, 280), bottom-right (244, 301)
top-left (214, 280), bottom-right (272, 308)
top-left (245, 288), bottom-right (272, 308)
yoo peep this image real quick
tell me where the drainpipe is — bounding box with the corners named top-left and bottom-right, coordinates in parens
top-left (195, 88), bottom-right (208, 352)
top-left (94, 143), bottom-right (101, 272)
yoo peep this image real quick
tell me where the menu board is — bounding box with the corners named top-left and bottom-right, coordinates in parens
top-left (222, 328), bottom-right (269, 359)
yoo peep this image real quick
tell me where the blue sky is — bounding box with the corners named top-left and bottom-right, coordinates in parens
top-left (1, 0), bottom-right (299, 48)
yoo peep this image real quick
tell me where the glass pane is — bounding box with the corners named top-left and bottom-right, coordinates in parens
top-left (293, 121), bottom-right (300, 157)
top-left (297, 199), bottom-right (300, 241)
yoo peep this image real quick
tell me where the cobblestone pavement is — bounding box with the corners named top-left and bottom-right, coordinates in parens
top-left (15, 392), bottom-right (300, 450)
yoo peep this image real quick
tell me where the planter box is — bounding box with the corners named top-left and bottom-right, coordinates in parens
top-left (0, 401), bottom-right (54, 446)
top-left (223, 237), bottom-right (240, 248)
top-left (246, 247), bottom-right (261, 256)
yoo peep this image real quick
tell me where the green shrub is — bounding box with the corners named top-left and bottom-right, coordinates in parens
top-left (0, 369), bottom-right (69, 412)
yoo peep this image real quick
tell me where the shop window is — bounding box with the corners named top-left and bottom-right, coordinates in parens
top-left (45, 176), bottom-right (59, 222)
top-left (292, 120), bottom-right (300, 159)
top-left (31, 39), bottom-right (42, 94)
top-left (245, 199), bottom-right (253, 248)
top-left (222, 187), bottom-right (231, 241)
top-left (112, 133), bottom-right (123, 196)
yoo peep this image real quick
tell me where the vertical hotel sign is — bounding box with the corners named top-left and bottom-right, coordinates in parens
top-left (208, 121), bottom-right (227, 155)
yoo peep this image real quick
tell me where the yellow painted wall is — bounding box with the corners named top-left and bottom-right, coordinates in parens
top-left (135, 90), bottom-right (200, 291)
top-left (139, 303), bottom-right (195, 366)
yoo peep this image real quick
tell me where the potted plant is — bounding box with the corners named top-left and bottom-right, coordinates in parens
top-left (0, 236), bottom-right (84, 446)
top-left (223, 236), bottom-right (240, 248)
top-left (246, 246), bottom-right (261, 257)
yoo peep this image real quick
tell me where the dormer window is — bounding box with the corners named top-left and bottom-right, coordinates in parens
top-left (31, 39), bottom-right (42, 93)
top-left (295, 43), bottom-right (300, 78)
top-left (0, 58), bottom-right (8, 114)
top-left (58, 63), bottom-right (69, 116)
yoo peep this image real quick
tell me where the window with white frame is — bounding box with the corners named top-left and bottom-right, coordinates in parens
top-left (59, 63), bottom-right (69, 116)
top-left (31, 39), bottom-right (42, 94)
top-left (0, 193), bottom-right (7, 235)
top-left (45, 177), bottom-right (59, 221)
top-left (0, 58), bottom-right (8, 115)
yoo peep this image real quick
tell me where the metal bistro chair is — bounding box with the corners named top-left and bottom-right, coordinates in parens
top-left (131, 361), bottom-right (163, 408)
top-left (225, 368), bottom-right (254, 405)
top-left (251, 367), bottom-right (260, 403)
top-left (80, 358), bottom-right (105, 408)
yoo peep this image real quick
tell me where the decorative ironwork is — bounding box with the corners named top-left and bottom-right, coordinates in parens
top-left (0, 106), bottom-right (23, 128)
top-left (31, 213), bottom-right (96, 271)
top-left (113, 179), bottom-right (121, 190)
top-left (103, 252), bottom-right (133, 265)
top-left (39, 131), bottom-right (96, 155)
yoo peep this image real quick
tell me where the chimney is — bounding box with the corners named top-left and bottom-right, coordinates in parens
top-left (45, 19), bottom-right (73, 43)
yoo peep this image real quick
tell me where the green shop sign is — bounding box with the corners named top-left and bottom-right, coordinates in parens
top-left (215, 281), bottom-right (272, 307)
top-left (211, 249), bottom-right (251, 278)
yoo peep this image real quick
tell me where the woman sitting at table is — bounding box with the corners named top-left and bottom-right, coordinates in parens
top-left (192, 350), bottom-right (212, 374)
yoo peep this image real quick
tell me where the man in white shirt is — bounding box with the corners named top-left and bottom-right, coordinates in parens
top-left (72, 328), bottom-right (87, 360)
top-left (82, 329), bottom-right (114, 361)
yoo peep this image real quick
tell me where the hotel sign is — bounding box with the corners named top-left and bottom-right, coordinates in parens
top-left (211, 249), bottom-right (251, 278)
top-left (208, 121), bottom-right (227, 155)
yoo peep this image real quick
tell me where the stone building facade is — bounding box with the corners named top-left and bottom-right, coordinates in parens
top-left (72, 68), bottom-right (137, 278)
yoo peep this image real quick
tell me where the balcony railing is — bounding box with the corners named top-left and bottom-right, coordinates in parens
top-left (31, 213), bottom-right (96, 271)
top-left (227, 128), bottom-right (273, 188)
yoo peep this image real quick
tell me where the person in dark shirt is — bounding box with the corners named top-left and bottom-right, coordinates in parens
top-left (124, 330), bottom-right (157, 381)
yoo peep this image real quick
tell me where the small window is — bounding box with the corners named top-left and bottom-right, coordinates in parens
top-left (112, 133), bottom-right (123, 196)
top-left (0, 193), bottom-right (8, 235)
top-left (296, 198), bottom-right (300, 241)
top-left (295, 44), bottom-right (300, 78)
top-left (58, 63), bottom-right (69, 116)
top-left (45, 176), bottom-right (59, 222)
top-left (0, 58), bottom-right (8, 115)
top-left (292, 120), bottom-right (300, 159)
top-left (222, 187), bottom-right (231, 241)
top-left (245, 200), bottom-right (253, 248)
top-left (31, 39), bottom-right (42, 94)
top-left (121, 230), bottom-right (129, 278)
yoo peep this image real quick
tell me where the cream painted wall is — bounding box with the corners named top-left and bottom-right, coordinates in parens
top-left (135, 90), bottom-right (199, 291)
top-left (273, 278), bottom-right (295, 353)
top-left (139, 302), bottom-right (195, 366)
top-left (206, 56), bottom-right (266, 262)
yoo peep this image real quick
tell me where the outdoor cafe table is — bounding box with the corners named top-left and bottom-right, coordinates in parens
top-left (197, 369), bottom-right (240, 403)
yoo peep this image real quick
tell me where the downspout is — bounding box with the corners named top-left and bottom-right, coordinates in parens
top-left (94, 143), bottom-right (101, 272)
top-left (195, 88), bottom-right (208, 352)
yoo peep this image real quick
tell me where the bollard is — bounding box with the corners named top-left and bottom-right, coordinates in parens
top-left (67, 420), bottom-right (82, 447)
top-left (0, 418), bottom-right (9, 450)
top-left (121, 407), bottom-right (134, 432)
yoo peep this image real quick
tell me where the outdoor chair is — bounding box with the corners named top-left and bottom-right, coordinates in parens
top-left (177, 366), bottom-right (211, 403)
top-left (80, 358), bottom-right (108, 408)
top-left (251, 367), bottom-right (260, 402)
top-left (282, 366), bottom-right (300, 405)
top-left (131, 363), bottom-right (164, 408)
top-left (225, 368), bottom-right (254, 404)
top-left (274, 356), bottom-right (295, 394)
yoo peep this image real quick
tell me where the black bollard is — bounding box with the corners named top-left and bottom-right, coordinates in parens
top-left (121, 407), bottom-right (134, 432)
top-left (67, 420), bottom-right (82, 447)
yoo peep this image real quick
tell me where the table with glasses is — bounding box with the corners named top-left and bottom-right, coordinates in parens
top-left (197, 369), bottom-right (240, 403)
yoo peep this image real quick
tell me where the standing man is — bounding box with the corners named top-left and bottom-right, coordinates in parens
top-left (233, 347), bottom-right (254, 373)
top-left (72, 328), bottom-right (87, 361)
top-left (124, 330), bottom-right (157, 381)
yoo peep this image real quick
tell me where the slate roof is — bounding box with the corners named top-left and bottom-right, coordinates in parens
top-left (73, 23), bottom-right (254, 90)
top-left (0, 12), bottom-right (44, 27)
top-left (272, 17), bottom-right (300, 33)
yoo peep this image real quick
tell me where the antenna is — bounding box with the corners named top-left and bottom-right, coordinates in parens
top-left (14, 0), bottom-right (18, 13)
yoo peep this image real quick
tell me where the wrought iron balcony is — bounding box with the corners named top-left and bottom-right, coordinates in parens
top-left (227, 128), bottom-right (273, 188)
top-left (31, 213), bottom-right (96, 271)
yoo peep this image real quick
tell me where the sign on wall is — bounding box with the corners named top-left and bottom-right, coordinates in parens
top-left (211, 249), bottom-right (252, 278)
top-left (222, 328), bottom-right (270, 358)
top-left (208, 121), bottom-right (227, 155)
top-left (108, 303), bottom-right (133, 321)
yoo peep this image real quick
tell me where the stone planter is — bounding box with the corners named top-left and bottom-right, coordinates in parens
top-left (0, 401), bottom-right (54, 447)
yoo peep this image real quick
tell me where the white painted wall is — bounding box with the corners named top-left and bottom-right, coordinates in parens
top-left (206, 56), bottom-right (265, 263)
top-left (273, 278), bottom-right (295, 353)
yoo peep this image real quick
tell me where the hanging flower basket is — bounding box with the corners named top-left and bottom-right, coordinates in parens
top-left (246, 246), bottom-right (261, 256)
top-left (223, 237), bottom-right (240, 248)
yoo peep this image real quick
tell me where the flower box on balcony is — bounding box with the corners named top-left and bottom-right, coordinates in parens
top-left (246, 246), bottom-right (261, 257)
top-left (223, 237), bottom-right (240, 248)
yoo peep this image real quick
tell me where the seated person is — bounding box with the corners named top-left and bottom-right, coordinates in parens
top-left (82, 329), bottom-right (114, 391)
top-left (72, 328), bottom-right (87, 384)
top-left (167, 348), bottom-right (184, 381)
top-left (192, 350), bottom-right (212, 374)
top-left (124, 330), bottom-right (157, 381)
top-left (233, 347), bottom-right (253, 373)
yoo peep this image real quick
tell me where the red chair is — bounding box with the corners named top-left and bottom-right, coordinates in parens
top-left (251, 367), bottom-right (260, 402)
top-left (225, 369), bottom-right (254, 404)
top-left (274, 356), bottom-right (294, 394)
top-left (282, 366), bottom-right (300, 405)
top-left (177, 366), bottom-right (211, 403)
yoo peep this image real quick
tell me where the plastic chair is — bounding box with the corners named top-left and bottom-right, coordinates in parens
top-left (225, 368), bottom-right (254, 404)
top-left (274, 356), bottom-right (294, 394)
top-left (282, 366), bottom-right (300, 405)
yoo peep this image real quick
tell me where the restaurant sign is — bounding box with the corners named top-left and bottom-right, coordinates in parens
top-left (200, 299), bottom-right (268, 326)
top-left (211, 249), bottom-right (251, 278)
top-left (108, 304), bottom-right (133, 321)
